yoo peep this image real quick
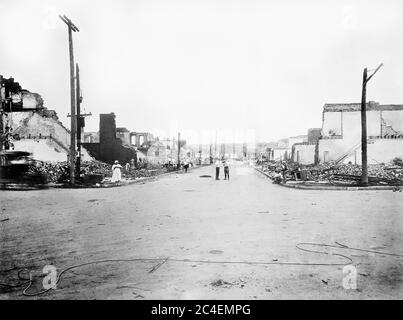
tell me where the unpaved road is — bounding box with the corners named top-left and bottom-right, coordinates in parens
top-left (1, 163), bottom-right (402, 299)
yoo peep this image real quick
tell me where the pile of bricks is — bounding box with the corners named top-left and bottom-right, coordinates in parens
top-left (28, 160), bottom-right (169, 184)
top-left (258, 160), bottom-right (403, 185)
top-left (303, 163), bottom-right (403, 184)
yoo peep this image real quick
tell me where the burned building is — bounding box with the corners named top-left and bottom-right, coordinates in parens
top-left (130, 132), bottom-right (154, 148)
top-left (1, 75), bottom-right (94, 162)
top-left (292, 102), bottom-right (403, 165)
top-left (116, 127), bottom-right (131, 146)
top-left (83, 132), bottom-right (99, 143)
top-left (291, 102), bottom-right (403, 165)
top-left (82, 113), bottom-right (137, 164)
top-left (318, 102), bottom-right (403, 164)
top-left (291, 128), bottom-right (321, 165)
top-left (269, 135), bottom-right (307, 161)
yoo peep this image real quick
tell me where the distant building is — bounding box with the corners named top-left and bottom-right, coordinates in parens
top-left (145, 140), bottom-right (169, 165)
top-left (291, 129), bottom-right (321, 165)
top-left (116, 127), bottom-right (131, 146)
top-left (272, 135), bottom-right (307, 161)
top-left (83, 131), bottom-right (99, 143)
top-left (130, 132), bottom-right (154, 148)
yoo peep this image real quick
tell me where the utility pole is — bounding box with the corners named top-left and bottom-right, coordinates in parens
top-left (360, 68), bottom-right (368, 185)
top-left (360, 63), bottom-right (383, 186)
top-left (60, 14), bottom-right (79, 185)
top-left (177, 132), bottom-right (181, 170)
top-left (74, 64), bottom-right (91, 174)
top-left (76, 63), bottom-right (81, 174)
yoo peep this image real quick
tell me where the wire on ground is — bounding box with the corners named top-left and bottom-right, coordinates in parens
top-left (1, 241), bottom-right (402, 297)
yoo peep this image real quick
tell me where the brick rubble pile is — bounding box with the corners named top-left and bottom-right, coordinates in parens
top-left (28, 160), bottom-right (169, 184)
top-left (259, 160), bottom-right (403, 185)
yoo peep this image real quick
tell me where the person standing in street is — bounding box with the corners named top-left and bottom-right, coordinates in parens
top-left (224, 159), bottom-right (230, 180)
top-left (215, 159), bottom-right (221, 180)
top-left (111, 160), bottom-right (123, 185)
top-left (183, 158), bottom-right (190, 173)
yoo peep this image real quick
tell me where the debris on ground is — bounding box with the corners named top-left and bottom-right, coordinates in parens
top-left (258, 160), bottom-right (403, 186)
top-left (27, 160), bottom-right (170, 186)
top-left (210, 279), bottom-right (234, 288)
top-left (209, 250), bottom-right (224, 254)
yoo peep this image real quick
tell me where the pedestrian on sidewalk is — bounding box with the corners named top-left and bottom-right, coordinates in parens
top-left (111, 160), bottom-right (123, 185)
top-left (224, 159), bottom-right (230, 180)
top-left (215, 159), bottom-right (221, 180)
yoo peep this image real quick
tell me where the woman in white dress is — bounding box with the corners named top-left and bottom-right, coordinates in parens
top-left (111, 160), bottom-right (122, 184)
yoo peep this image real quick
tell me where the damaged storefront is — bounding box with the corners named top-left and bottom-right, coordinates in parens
top-left (319, 102), bottom-right (403, 164)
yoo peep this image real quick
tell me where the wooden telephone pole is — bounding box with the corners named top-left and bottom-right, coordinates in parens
top-left (360, 63), bottom-right (383, 186)
top-left (68, 64), bottom-right (91, 176)
top-left (60, 14), bottom-right (79, 185)
top-left (76, 63), bottom-right (82, 174)
top-left (74, 64), bottom-right (91, 174)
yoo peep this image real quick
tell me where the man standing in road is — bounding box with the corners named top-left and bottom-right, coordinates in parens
top-left (224, 159), bottom-right (230, 180)
top-left (183, 157), bottom-right (190, 173)
top-left (215, 159), bottom-right (221, 180)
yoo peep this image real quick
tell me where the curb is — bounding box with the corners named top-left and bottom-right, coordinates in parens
top-left (120, 164), bottom-right (210, 187)
top-left (254, 167), bottom-right (401, 191)
top-left (56, 164), bottom-right (211, 189)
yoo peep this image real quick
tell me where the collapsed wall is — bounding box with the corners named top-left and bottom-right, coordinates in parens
top-left (12, 138), bottom-right (68, 162)
top-left (9, 109), bottom-right (93, 162)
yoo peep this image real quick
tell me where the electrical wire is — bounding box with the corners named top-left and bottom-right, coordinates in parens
top-left (0, 241), bottom-right (402, 297)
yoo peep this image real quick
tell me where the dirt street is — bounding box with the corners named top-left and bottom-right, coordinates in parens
top-left (1, 162), bottom-right (402, 299)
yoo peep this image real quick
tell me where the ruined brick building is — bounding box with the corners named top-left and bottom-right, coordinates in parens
top-left (82, 113), bottom-right (137, 164)
top-left (291, 128), bottom-right (321, 164)
top-left (292, 101), bottom-right (403, 165)
top-left (6, 109), bottom-right (94, 162)
top-left (318, 102), bottom-right (403, 164)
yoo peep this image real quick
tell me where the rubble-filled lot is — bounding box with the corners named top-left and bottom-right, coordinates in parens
top-left (27, 160), bottom-right (170, 186)
top-left (258, 161), bottom-right (403, 186)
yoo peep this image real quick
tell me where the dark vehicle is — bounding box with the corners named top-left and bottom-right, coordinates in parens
top-left (0, 151), bottom-right (47, 189)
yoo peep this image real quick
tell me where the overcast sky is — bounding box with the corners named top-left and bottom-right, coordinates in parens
top-left (1, 0), bottom-right (402, 144)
